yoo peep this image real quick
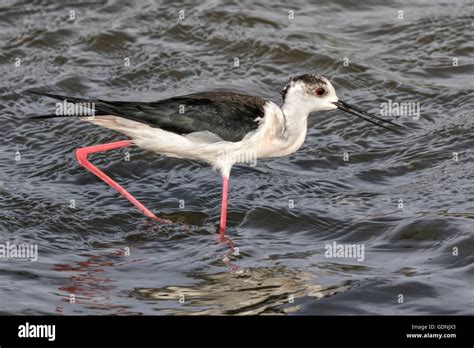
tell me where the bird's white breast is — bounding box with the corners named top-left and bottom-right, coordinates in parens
top-left (243, 101), bottom-right (308, 159)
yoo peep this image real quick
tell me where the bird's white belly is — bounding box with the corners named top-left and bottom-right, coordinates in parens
top-left (81, 115), bottom-right (244, 174)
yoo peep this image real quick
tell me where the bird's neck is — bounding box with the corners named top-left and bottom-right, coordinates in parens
top-left (265, 99), bottom-right (311, 156)
top-left (281, 100), bottom-right (311, 139)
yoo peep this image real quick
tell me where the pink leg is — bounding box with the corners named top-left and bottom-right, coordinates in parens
top-left (218, 176), bottom-right (237, 268)
top-left (219, 176), bottom-right (229, 241)
top-left (75, 140), bottom-right (170, 223)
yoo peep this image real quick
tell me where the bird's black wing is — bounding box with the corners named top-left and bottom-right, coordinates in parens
top-left (30, 91), bottom-right (268, 142)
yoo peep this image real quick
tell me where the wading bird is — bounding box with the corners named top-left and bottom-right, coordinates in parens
top-left (31, 74), bottom-right (402, 240)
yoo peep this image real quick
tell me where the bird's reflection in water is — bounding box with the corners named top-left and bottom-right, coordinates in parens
top-left (53, 249), bottom-right (146, 315)
top-left (132, 266), bottom-right (351, 315)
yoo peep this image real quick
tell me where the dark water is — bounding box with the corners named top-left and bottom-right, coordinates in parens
top-left (0, 0), bottom-right (472, 315)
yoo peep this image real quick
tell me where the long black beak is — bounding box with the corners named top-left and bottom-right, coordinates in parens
top-left (333, 100), bottom-right (403, 134)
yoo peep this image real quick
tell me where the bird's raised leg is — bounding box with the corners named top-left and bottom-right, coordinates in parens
top-left (75, 140), bottom-right (170, 223)
top-left (218, 175), bottom-right (229, 241)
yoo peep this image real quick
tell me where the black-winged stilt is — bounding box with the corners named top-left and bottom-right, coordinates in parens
top-left (30, 74), bottom-right (402, 241)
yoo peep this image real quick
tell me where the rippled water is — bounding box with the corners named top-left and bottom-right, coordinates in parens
top-left (0, 0), bottom-right (472, 315)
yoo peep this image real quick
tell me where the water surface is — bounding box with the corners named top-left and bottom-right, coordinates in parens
top-left (0, 0), bottom-right (472, 315)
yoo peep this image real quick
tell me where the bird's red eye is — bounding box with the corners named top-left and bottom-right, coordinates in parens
top-left (315, 87), bottom-right (326, 96)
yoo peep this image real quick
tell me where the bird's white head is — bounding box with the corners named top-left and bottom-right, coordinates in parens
top-left (281, 74), bottom-right (338, 113)
top-left (281, 74), bottom-right (403, 133)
